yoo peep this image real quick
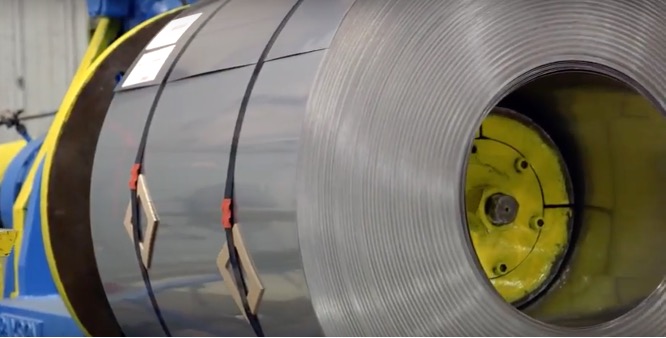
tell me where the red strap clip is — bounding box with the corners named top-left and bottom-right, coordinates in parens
top-left (128, 163), bottom-right (141, 190)
top-left (221, 198), bottom-right (233, 229)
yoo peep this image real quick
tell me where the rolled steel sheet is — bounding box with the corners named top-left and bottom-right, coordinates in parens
top-left (45, 0), bottom-right (666, 336)
top-left (299, 0), bottom-right (666, 336)
top-left (44, 9), bottom-right (183, 337)
top-left (89, 0), bottom-right (353, 336)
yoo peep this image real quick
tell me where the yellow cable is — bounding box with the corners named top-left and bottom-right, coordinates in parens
top-left (80, 18), bottom-right (121, 72)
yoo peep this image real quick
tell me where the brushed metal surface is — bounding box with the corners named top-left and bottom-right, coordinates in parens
top-left (299, 0), bottom-right (666, 335)
top-left (134, 53), bottom-right (329, 336)
top-left (47, 0), bottom-right (666, 335)
top-left (142, 67), bottom-right (254, 336)
top-left (88, 0), bottom-right (353, 336)
top-left (234, 51), bottom-right (327, 336)
top-left (90, 86), bottom-right (164, 336)
top-left (266, 0), bottom-right (355, 61)
top-left (168, 0), bottom-right (297, 82)
top-left (69, 0), bottom-right (666, 336)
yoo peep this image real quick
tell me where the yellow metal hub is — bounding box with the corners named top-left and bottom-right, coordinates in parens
top-left (466, 108), bottom-right (573, 305)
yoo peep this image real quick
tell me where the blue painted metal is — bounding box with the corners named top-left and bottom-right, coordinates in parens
top-left (0, 137), bottom-right (43, 300)
top-left (18, 159), bottom-right (56, 297)
top-left (0, 274), bottom-right (220, 337)
top-left (0, 137), bottom-right (43, 229)
top-left (87, 0), bottom-right (131, 19)
top-left (0, 159), bottom-right (81, 337)
top-left (0, 296), bottom-right (83, 337)
top-left (0, 147), bottom-right (81, 337)
top-left (87, 0), bottom-right (196, 32)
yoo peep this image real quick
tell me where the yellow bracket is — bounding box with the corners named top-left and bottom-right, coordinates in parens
top-left (0, 230), bottom-right (18, 298)
top-left (0, 230), bottom-right (18, 258)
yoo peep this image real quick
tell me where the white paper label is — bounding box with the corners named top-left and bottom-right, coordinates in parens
top-left (145, 12), bottom-right (202, 51)
top-left (121, 45), bottom-right (175, 88)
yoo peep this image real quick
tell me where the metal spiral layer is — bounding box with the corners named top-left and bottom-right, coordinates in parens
top-left (82, 0), bottom-right (354, 336)
top-left (299, 0), bottom-right (666, 336)
top-left (44, 0), bottom-right (666, 336)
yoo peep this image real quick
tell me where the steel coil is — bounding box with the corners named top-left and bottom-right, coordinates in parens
top-left (300, 1), bottom-right (666, 336)
top-left (45, 0), bottom-right (666, 336)
top-left (49, 0), bottom-right (354, 336)
top-left (42, 9), bottom-right (183, 337)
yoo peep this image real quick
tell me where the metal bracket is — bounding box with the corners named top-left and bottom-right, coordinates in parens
top-left (124, 174), bottom-right (159, 269)
top-left (217, 224), bottom-right (264, 318)
top-left (0, 230), bottom-right (17, 258)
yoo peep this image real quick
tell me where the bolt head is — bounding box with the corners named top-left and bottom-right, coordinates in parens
top-left (485, 193), bottom-right (519, 226)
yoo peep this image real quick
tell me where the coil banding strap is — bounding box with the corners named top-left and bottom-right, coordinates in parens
top-left (128, 165), bottom-right (169, 336)
top-left (126, 2), bottom-right (231, 336)
top-left (220, 1), bottom-right (304, 336)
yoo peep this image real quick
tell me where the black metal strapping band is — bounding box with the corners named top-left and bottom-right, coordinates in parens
top-left (126, 2), bottom-right (231, 336)
top-left (220, 0), bottom-right (304, 336)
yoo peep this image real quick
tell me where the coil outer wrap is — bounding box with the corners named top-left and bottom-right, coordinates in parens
top-left (88, 0), bottom-right (354, 335)
top-left (51, 0), bottom-right (666, 335)
top-left (298, 0), bottom-right (666, 336)
top-left (43, 10), bottom-right (182, 336)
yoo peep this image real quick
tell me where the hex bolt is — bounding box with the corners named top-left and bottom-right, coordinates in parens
top-left (485, 193), bottom-right (519, 226)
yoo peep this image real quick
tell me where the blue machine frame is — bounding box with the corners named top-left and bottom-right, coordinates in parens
top-left (88, 0), bottom-right (195, 32)
top-left (0, 1), bottom-right (194, 336)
